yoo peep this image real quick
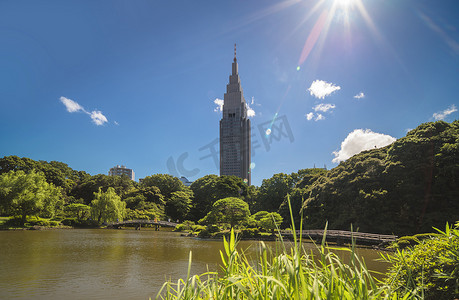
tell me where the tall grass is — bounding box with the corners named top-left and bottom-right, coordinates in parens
top-left (155, 200), bottom-right (422, 300)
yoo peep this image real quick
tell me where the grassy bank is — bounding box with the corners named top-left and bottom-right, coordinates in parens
top-left (156, 203), bottom-right (459, 299)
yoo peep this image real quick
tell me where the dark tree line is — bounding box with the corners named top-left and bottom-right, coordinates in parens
top-left (1, 120), bottom-right (457, 235)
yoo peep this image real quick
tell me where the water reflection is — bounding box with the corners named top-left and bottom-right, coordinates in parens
top-left (0, 229), bottom-right (389, 299)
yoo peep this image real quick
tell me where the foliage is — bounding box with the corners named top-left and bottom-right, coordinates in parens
top-left (382, 223), bottom-right (459, 299)
top-left (200, 197), bottom-right (250, 228)
top-left (255, 169), bottom-right (327, 225)
top-left (174, 220), bottom-right (196, 232)
top-left (125, 208), bottom-right (159, 220)
top-left (155, 226), bottom-right (418, 300)
top-left (302, 120), bottom-right (459, 235)
top-left (61, 217), bottom-right (99, 228)
top-left (140, 174), bottom-right (185, 198)
top-left (71, 174), bottom-right (135, 205)
top-left (123, 186), bottom-right (165, 218)
top-left (90, 187), bottom-right (126, 223)
top-left (166, 190), bottom-right (192, 222)
top-left (3, 216), bottom-right (60, 228)
top-left (255, 173), bottom-right (294, 213)
top-left (189, 175), bottom-right (252, 221)
top-left (252, 211), bottom-right (269, 221)
top-left (239, 227), bottom-right (260, 239)
top-left (64, 203), bottom-right (90, 220)
top-left (258, 212), bottom-right (283, 233)
top-left (0, 156), bottom-right (90, 193)
top-left (0, 170), bottom-right (62, 223)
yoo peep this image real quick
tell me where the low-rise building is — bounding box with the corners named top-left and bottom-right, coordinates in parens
top-left (108, 165), bottom-right (135, 181)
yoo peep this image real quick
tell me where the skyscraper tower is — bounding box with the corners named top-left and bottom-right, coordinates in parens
top-left (220, 45), bottom-right (251, 185)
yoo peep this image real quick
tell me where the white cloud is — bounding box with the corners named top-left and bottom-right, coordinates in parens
top-left (315, 114), bottom-right (325, 121)
top-left (308, 80), bottom-right (341, 99)
top-left (313, 103), bottom-right (336, 112)
top-left (60, 96), bottom-right (109, 126)
top-left (90, 111), bottom-right (108, 126)
top-left (433, 104), bottom-right (457, 120)
top-left (332, 129), bottom-right (396, 163)
top-left (246, 104), bottom-right (256, 117)
top-left (305, 112), bottom-right (325, 121)
top-left (60, 96), bottom-right (84, 113)
top-left (213, 98), bottom-right (224, 112)
top-left (354, 92), bottom-right (365, 99)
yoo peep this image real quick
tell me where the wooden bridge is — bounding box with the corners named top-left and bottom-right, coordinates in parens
top-left (106, 219), bottom-right (178, 230)
top-left (280, 229), bottom-right (397, 246)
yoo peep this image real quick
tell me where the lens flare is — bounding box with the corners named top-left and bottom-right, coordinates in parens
top-left (297, 9), bottom-right (329, 67)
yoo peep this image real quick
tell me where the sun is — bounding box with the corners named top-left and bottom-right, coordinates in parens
top-left (335, 0), bottom-right (356, 9)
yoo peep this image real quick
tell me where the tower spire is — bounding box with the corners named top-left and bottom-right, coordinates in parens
top-left (234, 43), bottom-right (237, 62)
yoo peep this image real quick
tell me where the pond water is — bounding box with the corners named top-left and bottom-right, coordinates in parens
top-left (0, 229), bottom-right (389, 299)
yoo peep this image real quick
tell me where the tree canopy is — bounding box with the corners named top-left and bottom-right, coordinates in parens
top-left (90, 187), bottom-right (126, 223)
top-left (302, 120), bottom-right (459, 235)
top-left (189, 175), bottom-right (252, 221)
top-left (200, 197), bottom-right (251, 228)
top-left (0, 170), bottom-right (62, 223)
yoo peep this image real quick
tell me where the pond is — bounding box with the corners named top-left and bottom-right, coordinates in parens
top-left (0, 229), bottom-right (389, 299)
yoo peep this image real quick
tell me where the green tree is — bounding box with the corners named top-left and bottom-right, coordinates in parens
top-left (0, 170), bottom-right (62, 223)
top-left (71, 174), bottom-right (135, 205)
top-left (302, 120), bottom-right (459, 235)
top-left (200, 197), bottom-right (250, 228)
top-left (166, 190), bottom-right (192, 221)
top-left (140, 174), bottom-right (185, 198)
top-left (90, 187), bottom-right (126, 223)
top-left (189, 175), bottom-right (250, 221)
top-left (258, 212), bottom-right (283, 233)
top-left (64, 203), bottom-right (90, 220)
top-left (255, 173), bottom-right (295, 213)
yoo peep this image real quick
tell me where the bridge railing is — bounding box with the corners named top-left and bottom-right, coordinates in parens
top-left (280, 229), bottom-right (397, 242)
top-left (107, 219), bottom-right (179, 227)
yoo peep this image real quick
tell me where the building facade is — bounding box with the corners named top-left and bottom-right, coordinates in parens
top-left (179, 176), bottom-right (193, 187)
top-left (108, 165), bottom-right (135, 181)
top-left (219, 45), bottom-right (251, 185)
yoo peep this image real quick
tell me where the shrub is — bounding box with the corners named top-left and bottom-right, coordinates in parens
top-left (4, 216), bottom-right (58, 227)
top-left (61, 218), bottom-right (77, 226)
top-left (174, 220), bottom-right (195, 232)
top-left (49, 221), bottom-right (59, 227)
top-left (206, 224), bottom-right (220, 234)
top-left (33, 219), bottom-right (50, 227)
top-left (382, 223), bottom-right (459, 299)
top-left (197, 228), bottom-right (210, 238)
top-left (61, 218), bottom-right (99, 228)
top-left (240, 228), bottom-right (260, 239)
top-left (191, 224), bottom-right (206, 233)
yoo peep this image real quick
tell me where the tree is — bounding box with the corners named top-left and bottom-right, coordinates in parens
top-left (189, 175), bottom-right (251, 221)
top-left (64, 203), bottom-right (90, 220)
top-left (255, 173), bottom-right (295, 213)
top-left (0, 170), bottom-right (62, 223)
top-left (302, 120), bottom-right (459, 235)
top-left (166, 190), bottom-right (192, 221)
top-left (71, 174), bottom-right (135, 205)
top-left (200, 197), bottom-right (250, 228)
top-left (90, 187), bottom-right (126, 223)
top-left (258, 212), bottom-right (283, 233)
top-left (140, 174), bottom-right (185, 198)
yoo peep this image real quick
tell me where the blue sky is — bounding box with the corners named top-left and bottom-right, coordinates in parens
top-left (1, 0), bottom-right (458, 186)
